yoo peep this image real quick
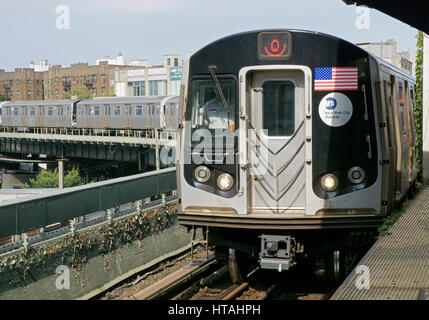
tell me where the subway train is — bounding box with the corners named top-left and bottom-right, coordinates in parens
top-left (0, 96), bottom-right (180, 131)
top-left (176, 29), bottom-right (418, 283)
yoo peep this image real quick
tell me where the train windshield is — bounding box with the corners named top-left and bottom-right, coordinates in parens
top-left (190, 79), bottom-right (236, 131)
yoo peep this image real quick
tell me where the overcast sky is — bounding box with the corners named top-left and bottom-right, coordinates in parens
top-left (0, 0), bottom-right (418, 71)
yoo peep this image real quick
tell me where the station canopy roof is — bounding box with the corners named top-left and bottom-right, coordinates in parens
top-left (343, 0), bottom-right (429, 33)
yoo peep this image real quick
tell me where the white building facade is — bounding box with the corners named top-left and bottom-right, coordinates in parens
top-left (357, 40), bottom-right (413, 76)
top-left (115, 55), bottom-right (182, 97)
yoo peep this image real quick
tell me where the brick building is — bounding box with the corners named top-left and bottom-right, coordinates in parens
top-left (43, 61), bottom-right (131, 99)
top-left (0, 68), bottom-right (44, 101)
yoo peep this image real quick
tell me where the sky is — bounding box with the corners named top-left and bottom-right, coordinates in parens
top-left (0, 0), bottom-right (418, 71)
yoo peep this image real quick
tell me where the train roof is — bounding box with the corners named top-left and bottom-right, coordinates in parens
top-left (77, 96), bottom-right (178, 105)
top-left (190, 28), bottom-right (416, 82)
top-left (372, 54), bottom-right (415, 82)
top-left (2, 99), bottom-right (79, 107)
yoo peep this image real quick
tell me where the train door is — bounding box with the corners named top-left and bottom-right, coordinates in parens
top-left (104, 104), bottom-right (110, 128)
top-left (396, 79), bottom-right (410, 197)
top-left (383, 76), bottom-right (398, 205)
top-left (147, 103), bottom-right (154, 128)
top-left (124, 104), bottom-right (131, 128)
top-left (22, 106), bottom-right (27, 127)
top-left (244, 67), bottom-right (307, 214)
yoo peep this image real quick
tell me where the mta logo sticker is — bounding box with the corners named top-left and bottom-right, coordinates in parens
top-left (318, 92), bottom-right (353, 127)
top-left (325, 97), bottom-right (337, 110)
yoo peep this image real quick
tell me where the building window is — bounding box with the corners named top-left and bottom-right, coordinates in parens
top-left (55, 89), bottom-right (59, 97)
top-left (17, 91), bottom-right (21, 98)
top-left (27, 80), bottom-right (31, 87)
top-left (17, 79), bottom-right (20, 86)
top-left (36, 79), bottom-right (40, 85)
top-left (27, 90), bottom-right (31, 98)
top-left (167, 58), bottom-right (171, 66)
top-left (149, 80), bottom-right (167, 96)
top-left (102, 87), bottom-right (106, 95)
top-left (37, 90), bottom-right (40, 96)
top-left (101, 74), bottom-right (106, 83)
top-left (174, 58), bottom-right (178, 66)
top-left (55, 77), bottom-right (59, 85)
top-left (92, 88), bottom-right (97, 95)
top-left (127, 81), bottom-right (145, 96)
top-left (92, 75), bottom-right (97, 83)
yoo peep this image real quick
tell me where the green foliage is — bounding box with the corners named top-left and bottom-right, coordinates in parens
top-left (61, 91), bottom-right (72, 100)
top-left (0, 94), bottom-right (6, 101)
top-left (415, 31), bottom-right (423, 176)
top-left (64, 167), bottom-right (83, 187)
top-left (25, 167), bottom-right (83, 188)
top-left (378, 209), bottom-right (405, 237)
top-left (93, 92), bottom-right (115, 98)
top-left (71, 87), bottom-right (92, 99)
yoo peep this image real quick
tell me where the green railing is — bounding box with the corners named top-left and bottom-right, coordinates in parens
top-left (0, 167), bottom-right (177, 238)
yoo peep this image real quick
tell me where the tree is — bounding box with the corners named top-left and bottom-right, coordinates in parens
top-left (61, 91), bottom-right (72, 99)
top-left (25, 167), bottom-right (83, 188)
top-left (71, 87), bottom-right (92, 99)
top-left (0, 94), bottom-right (6, 101)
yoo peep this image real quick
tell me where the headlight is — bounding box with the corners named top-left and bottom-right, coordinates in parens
top-left (194, 165), bottom-right (211, 183)
top-left (348, 166), bottom-right (365, 184)
top-left (321, 174), bottom-right (338, 192)
top-left (217, 173), bottom-right (234, 191)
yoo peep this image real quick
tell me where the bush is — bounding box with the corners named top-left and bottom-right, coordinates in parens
top-left (25, 167), bottom-right (83, 188)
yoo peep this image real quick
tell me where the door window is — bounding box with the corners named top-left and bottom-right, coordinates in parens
top-left (262, 80), bottom-right (295, 136)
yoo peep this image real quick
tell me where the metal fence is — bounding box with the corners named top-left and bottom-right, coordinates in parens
top-left (0, 167), bottom-right (177, 238)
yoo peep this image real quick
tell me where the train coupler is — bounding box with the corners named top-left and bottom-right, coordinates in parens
top-left (259, 234), bottom-right (294, 272)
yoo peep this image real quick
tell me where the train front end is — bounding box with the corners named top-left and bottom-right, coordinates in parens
top-left (177, 30), bottom-right (384, 280)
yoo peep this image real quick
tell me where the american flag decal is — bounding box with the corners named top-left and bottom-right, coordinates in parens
top-left (314, 67), bottom-right (358, 91)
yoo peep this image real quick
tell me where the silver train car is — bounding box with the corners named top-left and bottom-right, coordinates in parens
top-left (76, 96), bottom-right (179, 130)
top-left (0, 96), bottom-right (180, 131)
top-left (176, 29), bottom-right (418, 283)
top-left (1, 100), bottom-right (78, 129)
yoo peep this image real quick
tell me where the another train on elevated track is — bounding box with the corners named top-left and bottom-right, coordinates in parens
top-left (0, 96), bottom-right (180, 131)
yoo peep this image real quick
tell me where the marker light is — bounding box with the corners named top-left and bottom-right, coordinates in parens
top-left (348, 166), bottom-right (365, 184)
top-left (217, 173), bottom-right (234, 191)
top-left (321, 174), bottom-right (338, 192)
top-left (194, 166), bottom-right (211, 183)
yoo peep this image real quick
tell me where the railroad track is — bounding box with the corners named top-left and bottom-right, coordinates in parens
top-left (100, 245), bottom-right (346, 300)
top-left (132, 259), bottom-right (284, 301)
top-left (131, 253), bottom-right (219, 300)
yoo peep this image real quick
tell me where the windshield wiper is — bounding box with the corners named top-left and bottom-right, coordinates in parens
top-left (208, 65), bottom-right (231, 115)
